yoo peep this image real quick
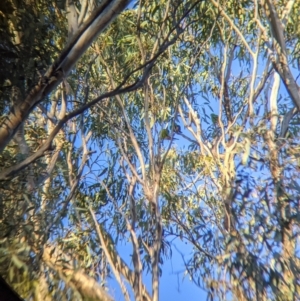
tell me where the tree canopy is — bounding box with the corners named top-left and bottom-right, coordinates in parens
top-left (0, 0), bottom-right (299, 300)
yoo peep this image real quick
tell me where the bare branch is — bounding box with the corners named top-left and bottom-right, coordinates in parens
top-left (269, 72), bottom-right (280, 132)
top-left (89, 207), bottom-right (131, 301)
top-left (280, 107), bottom-right (298, 138)
top-left (263, 0), bottom-right (300, 110)
top-left (78, 0), bottom-right (89, 27)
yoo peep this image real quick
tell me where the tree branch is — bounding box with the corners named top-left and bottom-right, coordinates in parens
top-left (42, 244), bottom-right (114, 301)
top-left (263, 0), bottom-right (300, 110)
top-left (0, 0), bottom-right (131, 152)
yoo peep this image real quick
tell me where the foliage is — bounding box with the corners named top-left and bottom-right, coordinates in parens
top-left (0, 0), bottom-right (300, 301)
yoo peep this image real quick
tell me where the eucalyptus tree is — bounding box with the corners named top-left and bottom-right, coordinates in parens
top-left (0, 0), bottom-right (208, 300)
top-left (1, 0), bottom-right (300, 300)
top-left (164, 1), bottom-right (300, 300)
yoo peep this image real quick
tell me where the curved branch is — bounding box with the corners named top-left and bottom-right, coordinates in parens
top-left (0, 0), bottom-right (131, 152)
top-left (89, 214), bottom-right (151, 301)
top-left (0, 17), bottom-right (186, 180)
top-left (263, 0), bottom-right (300, 110)
top-left (0, 78), bottom-right (143, 180)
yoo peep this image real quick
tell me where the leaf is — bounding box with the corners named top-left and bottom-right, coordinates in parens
top-left (11, 255), bottom-right (24, 269)
top-left (210, 113), bottom-right (218, 124)
top-left (98, 167), bottom-right (108, 177)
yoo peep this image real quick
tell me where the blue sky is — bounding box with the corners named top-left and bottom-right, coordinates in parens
top-left (65, 3), bottom-right (300, 299)
top-left (101, 55), bottom-right (300, 301)
top-left (108, 239), bottom-right (207, 301)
